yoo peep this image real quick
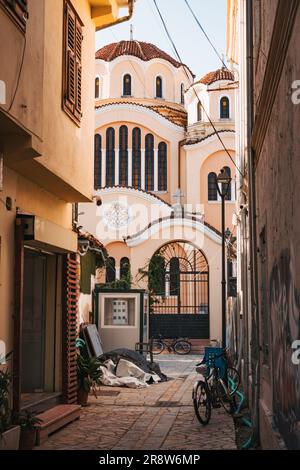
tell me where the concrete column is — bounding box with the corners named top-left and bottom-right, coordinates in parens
top-left (154, 148), bottom-right (158, 192)
top-left (128, 149), bottom-right (132, 187)
top-left (141, 149), bottom-right (145, 190)
top-left (115, 148), bottom-right (119, 186)
top-left (101, 149), bottom-right (106, 188)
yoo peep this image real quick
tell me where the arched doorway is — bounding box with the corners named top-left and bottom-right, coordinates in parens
top-left (148, 241), bottom-right (209, 339)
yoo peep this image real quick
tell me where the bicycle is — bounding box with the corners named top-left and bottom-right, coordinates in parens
top-left (151, 335), bottom-right (192, 355)
top-left (192, 348), bottom-right (240, 425)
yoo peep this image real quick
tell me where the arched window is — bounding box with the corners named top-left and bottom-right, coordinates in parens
top-left (222, 166), bottom-right (232, 200)
top-left (156, 76), bottom-right (163, 98)
top-left (95, 77), bottom-right (100, 99)
top-left (120, 257), bottom-right (130, 280)
top-left (170, 257), bottom-right (180, 296)
top-left (158, 142), bottom-right (167, 191)
top-left (106, 127), bottom-right (115, 187)
top-left (145, 133), bottom-right (154, 191)
top-left (106, 257), bottom-right (116, 283)
top-left (119, 125), bottom-right (128, 187)
top-left (132, 127), bottom-right (141, 189)
top-left (149, 254), bottom-right (165, 296)
top-left (197, 101), bottom-right (202, 122)
top-left (220, 96), bottom-right (230, 119)
top-left (180, 83), bottom-right (185, 105)
top-left (208, 172), bottom-right (217, 201)
top-left (94, 134), bottom-right (102, 190)
top-left (123, 74), bottom-right (132, 96)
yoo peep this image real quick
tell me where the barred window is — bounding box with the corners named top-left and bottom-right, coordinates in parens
top-left (119, 126), bottom-right (128, 187)
top-left (123, 74), bottom-right (132, 96)
top-left (95, 77), bottom-right (100, 99)
top-left (120, 257), bottom-right (130, 280)
top-left (208, 172), bottom-right (217, 201)
top-left (106, 257), bottom-right (116, 283)
top-left (222, 166), bottom-right (232, 200)
top-left (145, 134), bottom-right (154, 191)
top-left (180, 83), bottom-right (185, 105)
top-left (156, 76), bottom-right (163, 98)
top-left (220, 96), bottom-right (230, 119)
top-left (106, 127), bottom-right (115, 187)
top-left (132, 127), bottom-right (141, 189)
top-left (197, 101), bottom-right (202, 122)
top-left (94, 134), bottom-right (102, 190)
top-left (158, 142), bottom-right (167, 191)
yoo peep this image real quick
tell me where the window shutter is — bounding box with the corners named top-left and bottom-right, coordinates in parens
top-left (74, 20), bottom-right (83, 119)
top-left (64, 4), bottom-right (76, 114)
top-left (63, 1), bottom-right (83, 125)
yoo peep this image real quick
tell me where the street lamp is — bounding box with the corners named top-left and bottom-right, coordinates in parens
top-left (216, 168), bottom-right (232, 348)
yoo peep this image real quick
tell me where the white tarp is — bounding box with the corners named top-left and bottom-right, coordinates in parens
top-left (99, 359), bottom-right (161, 388)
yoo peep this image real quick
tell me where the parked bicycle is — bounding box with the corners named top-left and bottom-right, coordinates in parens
top-left (192, 348), bottom-right (240, 425)
top-left (151, 335), bottom-right (192, 355)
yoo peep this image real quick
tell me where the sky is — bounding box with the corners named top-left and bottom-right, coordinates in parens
top-left (95, 0), bottom-right (227, 80)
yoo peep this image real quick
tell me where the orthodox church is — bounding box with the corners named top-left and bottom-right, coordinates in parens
top-left (79, 40), bottom-right (237, 343)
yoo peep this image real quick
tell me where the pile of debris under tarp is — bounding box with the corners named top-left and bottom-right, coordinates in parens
top-left (98, 348), bottom-right (167, 388)
top-left (80, 325), bottom-right (167, 389)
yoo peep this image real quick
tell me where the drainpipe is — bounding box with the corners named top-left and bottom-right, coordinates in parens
top-left (246, 0), bottom-right (260, 446)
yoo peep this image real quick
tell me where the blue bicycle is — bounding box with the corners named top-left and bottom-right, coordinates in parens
top-left (192, 348), bottom-right (240, 425)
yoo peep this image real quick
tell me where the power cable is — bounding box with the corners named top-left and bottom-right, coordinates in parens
top-left (152, 0), bottom-right (244, 178)
top-left (184, 0), bottom-right (228, 69)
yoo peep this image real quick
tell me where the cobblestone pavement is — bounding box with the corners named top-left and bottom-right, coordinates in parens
top-left (38, 355), bottom-right (237, 450)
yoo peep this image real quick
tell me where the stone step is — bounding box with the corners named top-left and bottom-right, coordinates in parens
top-left (36, 404), bottom-right (81, 445)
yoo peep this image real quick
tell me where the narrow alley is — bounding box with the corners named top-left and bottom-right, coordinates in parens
top-left (38, 356), bottom-right (236, 451)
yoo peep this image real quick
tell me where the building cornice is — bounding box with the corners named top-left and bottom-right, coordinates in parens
top-left (251, 0), bottom-right (300, 161)
top-left (125, 216), bottom-right (222, 247)
top-left (95, 102), bottom-right (185, 132)
top-left (93, 186), bottom-right (173, 208)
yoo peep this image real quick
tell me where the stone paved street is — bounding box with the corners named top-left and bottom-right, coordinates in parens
top-left (38, 356), bottom-right (237, 450)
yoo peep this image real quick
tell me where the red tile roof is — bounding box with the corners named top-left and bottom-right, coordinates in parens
top-left (95, 40), bottom-right (194, 76)
top-left (198, 68), bottom-right (235, 86)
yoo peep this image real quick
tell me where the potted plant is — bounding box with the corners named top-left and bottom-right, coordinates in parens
top-left (77, 353), bottom-right (102, 406)
top-left (16, 410), bottom-right (42, 450)
top-left (0, 353), bottom-right (20, 450)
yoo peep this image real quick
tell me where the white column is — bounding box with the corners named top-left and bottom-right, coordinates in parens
top-left (141, 149), bottom-right (145, 190)
top-left (128, 149), bottom-right (132, 187)
top-left (115, 148), bottom-right (119, 186)
top-left (101, 149), bottom-right (106, 188)
top-left (154, 148), bottom-right (158, 192)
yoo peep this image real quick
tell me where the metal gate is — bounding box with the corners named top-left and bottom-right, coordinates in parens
top-left (149, 241), bottom-right (209, 339)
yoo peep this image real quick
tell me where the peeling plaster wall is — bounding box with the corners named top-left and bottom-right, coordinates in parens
top-left (254, 4), bottom-right (300, 450)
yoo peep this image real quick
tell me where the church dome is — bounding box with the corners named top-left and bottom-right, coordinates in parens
top-left (95, 40), bottom-right (194, 76)
top-left (198, 67), bottom-right (235, 85)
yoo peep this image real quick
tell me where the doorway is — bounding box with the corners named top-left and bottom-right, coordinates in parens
top-left (21, 248), bottom-right (62, 408)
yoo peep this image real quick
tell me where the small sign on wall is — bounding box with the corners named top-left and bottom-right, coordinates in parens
top-left (112, 299), bottom-right (128, 325)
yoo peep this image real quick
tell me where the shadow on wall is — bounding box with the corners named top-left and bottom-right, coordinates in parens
top-left (270, 248), bottom-right (300, 449)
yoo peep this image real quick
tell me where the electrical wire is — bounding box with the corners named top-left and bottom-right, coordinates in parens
top-left (152, 0), bottom-right (244, 178)
top-left (184, 0), bottom-right (228, 69)
top-left (7, 36), bottom-right (27, 112)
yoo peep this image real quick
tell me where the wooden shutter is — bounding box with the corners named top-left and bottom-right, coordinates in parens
top-left (62, 253), bottom-right (79, 404)
top-left (74, 19), bottom-right (82, 120)
top-left (63, 1), bottom-right (83, 125)
top-left (2, 0), bottom-right (28, 29)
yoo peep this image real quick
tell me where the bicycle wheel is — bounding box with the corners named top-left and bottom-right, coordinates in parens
top-left (216, 378), bottom-right (236, 414)
top-left (174, 340), bottom-right (191, 355)
top-left (151, 339), bottom-right (165, 355)
top-left (227, 367), bottom-right (240, 395)
top-left (193, 380), bottom-right (211, 425)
